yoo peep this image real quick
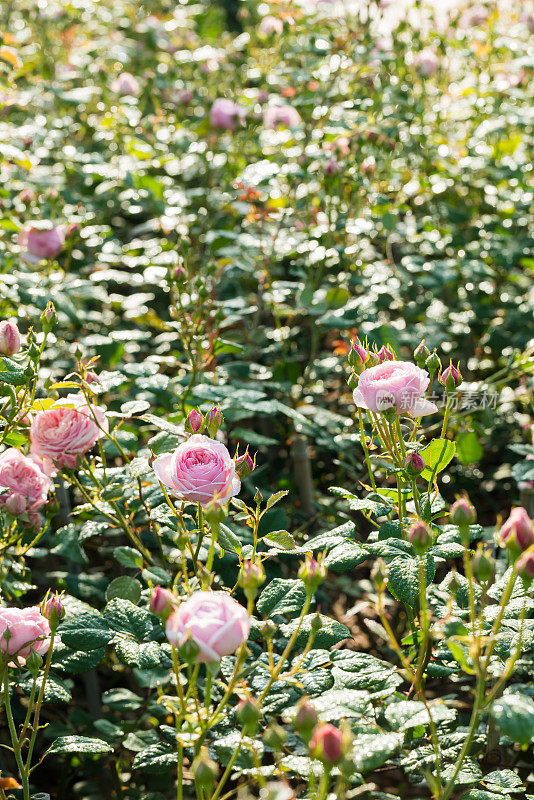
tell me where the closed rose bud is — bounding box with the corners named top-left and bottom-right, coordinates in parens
top-left (237, 697), bottom-right (261, 733)
top-left (191, 748), bottom-right (218, 791)
top-left (515, 549), bottom-right (534, 584)
top-left (377, 344), bottom-right (395, 363)
top-left (0, 320), bottom-right (21, 356)
top-left (309, 723), bottom-right (344, 765)
top-left (43, 593), bottom-right (65, 629)
top-left (407, 520), bottom-right (433, 554)
top-left (150, 586), bottom-right (174, 617)
top-left (41, 302), bottom-right (57, 332)
top-left (5, 493), bottom-right (26, 516)
top-left (439, 361), bottom-right (462, 393)
top-left (404, 452), bottom-right (425, 477)
top-left (235, 451), bottom-right (255, 478)
top-left (472, 548), bottom-right (494, 584)
top-left (263, 722), bottom-right (287, 751)
top-left (239, 560), bottom-right (265, 599)
top-left (414, 340), bottom-right (430, 368)
top-left (450, 498), bottom-right (476, 527)
top-left (347, 338), bottom-right (369, 371)
top-left (498, 507), bottom-right (534, 557)
top-left (425, 351), bottom-right (441, 375)
top-left (206, 405), bottom-right (223, 436)
top-left (298, 555), bottom-right (326, 590)
top-left (294, 699), bottom-right (318, 739)
top-left (185, 408), bottom-right (204, 434)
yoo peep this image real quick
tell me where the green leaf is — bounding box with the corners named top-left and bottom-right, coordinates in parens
top-left (419, 438), bottom-right (456, 481)
top-left (59, 613), bottom-right (113, 651)
top-left (491, 694), bottom-right (534, 747)
top-left (265, 490), bottom-right (289, 510)
top-left (19, 673), bottom-right (72, 704)
top-left (456, 431), bottom-right (483, 464)
top-left (262, 530), bottom-right (295, 550)
top-left (103, 598), bottom-right (152, 641)
top-left (279, 615), bottom-right (350, 649)
top-left (385, 700), bottom-right (456, 731)
top-left (218, 523), bottom-right (242, 556)
top-left (132, 743), bottom-right (176, 773)
top-left (114, 546), bottom-right (143, 569)
top-left (324, 541), bottom-right (367, 571)
top-left (52, 642), bottom-right (106, 674)
top-left (47, 736), bottom-right (113, 755)
top-left (0, 356), bottom-right (30, 386)
top-left (257, 579), bottom-right (307, 617)
top-left (105, 576), bottom-right (142, 604)
top-left (387, 554), bottom-right (435, 608)
top-left (306, 688), bottom-right (372, 721)
top-left (352, 732), bottom-right (402, 771)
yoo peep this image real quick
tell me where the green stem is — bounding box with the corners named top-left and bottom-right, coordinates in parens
top-left (2, 665), bottom-right (29, 800)
top-left (358, 409), bottom-right (376, 490)
top-left (26, 630), bottom-right (56, 777)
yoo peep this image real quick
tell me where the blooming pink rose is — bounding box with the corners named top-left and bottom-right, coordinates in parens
top-left (263, 105), bottom-right (301, 129)
top-left (0, 320), bottom-right (21, 356)
top-left (153, 434), bottom-right (240, 507)
top-left (165, 591), bottom-right (250, 662)
top-left (111, 71), bottom-right (140, 95)
top-left (210, 98), bottom-right (245, 131)
top-left (0, 448), bottom-right (51, 512)
top-left (353, 361), bottom-right (438, 417)
top-left (0, 606), bottom-right (51, 665)
top-left (30, 395), bottom-right (108, 469)
top-left (259, 15), bottom-right (284, 35)
top-left (18, 226), bottom-right (65, 261)
top-left (413, 48), bottom-right (439, 76)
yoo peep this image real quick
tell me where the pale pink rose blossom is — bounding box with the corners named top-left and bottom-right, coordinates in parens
top-left (0, 606), bottom-right (51, 665)
top-left (111, 71), bottom-right (140, 95)
top-left (0, 448), bottom-right (51, 512)
top-left (30, 395), bottom-right (108, 469)
top-left (259, 15), bottom-right (284, 35)
top-left (209, 98), bottom-right (245, 131)
top-left (18, 226), bottom-right (65, 261)
top-left (165, 591), bottom-right (250, 662)
top-left (353, 361), bottom-right (438, 417)
top-left (263, 104), bottom-right (301, 129)
top-left (153, 434), bottom-right (240, 507)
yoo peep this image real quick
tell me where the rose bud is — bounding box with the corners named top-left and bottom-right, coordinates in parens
top-left (298, 555), bottom-right (327, 590)
top-left (239, 559), bottom-right (265, 601)
top-left (206, 405), bottom-right (223, 437)
top-left (191, 748), bottom-right (218, 792)
top-left (309, 723), bottom-right (344, 765)
top-left (293, 699), bottom-right (318, 740)
top-left (498, 507), bottom-right (534, 558)
top-left (0, 320), bottom-right (21, 356)
top-left (347, 338), bottom-right (369, 372)
top-left (150, 586), bottom-right (174, 617)
top-left (40, 302), bottom-right (57, 332)
top-left (404, 452), bottom-right (425, 477)
top-left (84, 371), bottom-right (100, 385)
top-left (235, 450), bottom-right (255, 478)
top-left (185, 408), bottom-right (204, 434)
top-left (407, 520), bottom-right (433, 554)
top-left (439, 361), bottom-right (462, 393)
top-left (515, 549), bottom-right (534, 585)
top-left (236, 697), bottom-right (261, 734)
top-left (263, 722), bottom-right (287, 751)
top-left (450, 498), bottom-right (476, 527)
top-left (425, 351), bottom-right (441, 375)
top-left (377, 344), bottom-right (395, 363)
top-left (413, 340), bottom-right (430, 367)
top-left (42, 593), bottom-right (65, 630)
top-left (5, 493), bottom-right (27, 516)
top-left (472, 547), bottom-right (494, 584)
top-left (371, 557), bottom-right (388, 592)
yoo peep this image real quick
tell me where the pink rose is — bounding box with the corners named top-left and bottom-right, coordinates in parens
top-left (111, 71), bottom-right (140, 95)
top-left (210, 98), bottom-right (245, 131)
top-left (263, 104), bottom-right (301, 129)
top-left (413, 48), bottom-right (439, 76)
top-left (0, 606), bottom-right (51, 665)
top-left (18, 226), bottom-right (65, 261)
top-left (165, 591), bottom-right (250, 662)
top-left (499, 507), bottom-right (534, 553)
top-left (259, 15), bottom-right (284, 35)
top-left (0, 448), bottom-right (51, 512)
top-left (30, 395), bottom-right (108, 469)
top-left (0, 320), bottom-right (21, 356)
top-left (353, 361), bottom-right (438, 417)
top-left (153, 434), bottom-right (240, 507)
